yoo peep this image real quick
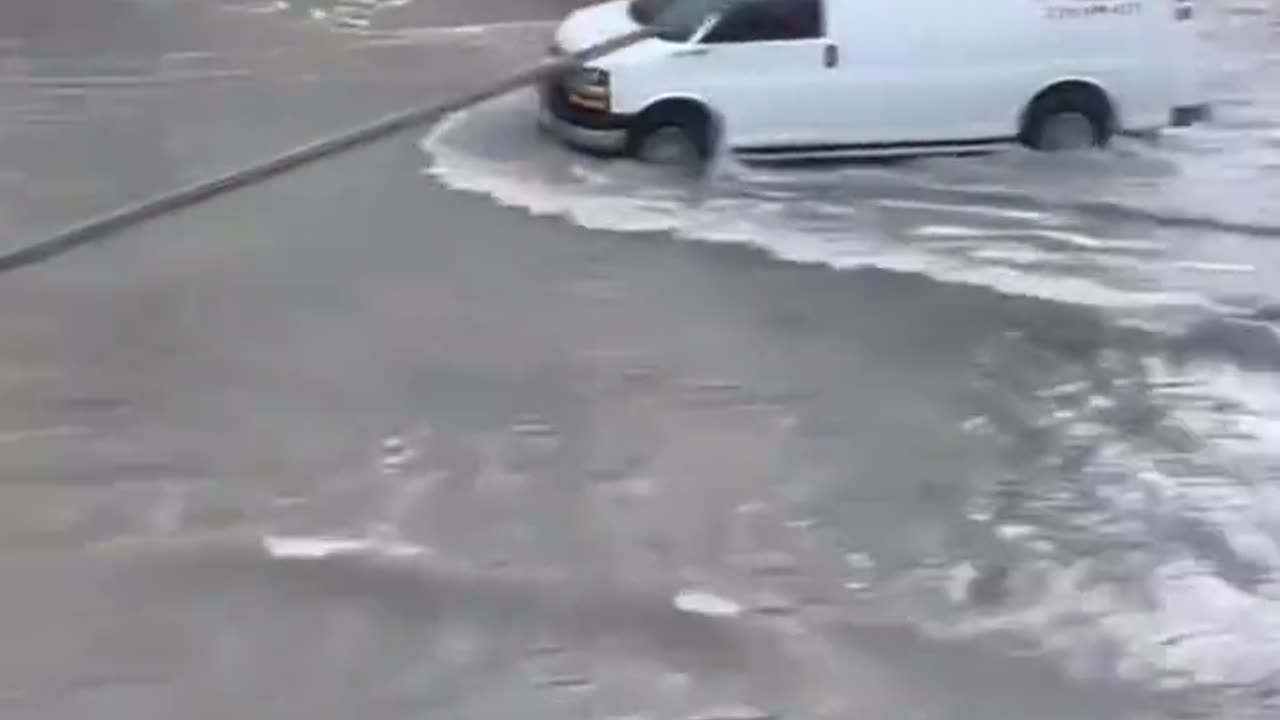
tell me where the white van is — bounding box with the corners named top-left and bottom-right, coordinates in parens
top-left (538, 0), bottom-right (1213, 165)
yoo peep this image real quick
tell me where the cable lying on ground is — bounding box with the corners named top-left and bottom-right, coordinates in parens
top-left (0, 27), bottom-right (656, 275)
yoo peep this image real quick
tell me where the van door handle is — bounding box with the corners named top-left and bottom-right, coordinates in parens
top-left (674, 47), bottom-right (710, 57)
top-left (823, 43), bottom-right (838, 68)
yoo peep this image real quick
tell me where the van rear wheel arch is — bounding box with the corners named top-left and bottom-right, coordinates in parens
top-left (1018, 81), bottom-right (1116, 151)
top-left (626, 98), bottom-right (718, 165)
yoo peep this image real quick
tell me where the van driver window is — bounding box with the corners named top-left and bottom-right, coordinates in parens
top-left (701, 0), bottom-right (821, 43)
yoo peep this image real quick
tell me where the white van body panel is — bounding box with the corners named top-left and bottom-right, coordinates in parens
top-left (543, 0), bottom-right (1214, 159)
top-left (1165, 3), bottom-right (1214, 110)
top-left (632, 39), bottom-right (839, 147)
top-left (553, 0), bottom-right (669, 66)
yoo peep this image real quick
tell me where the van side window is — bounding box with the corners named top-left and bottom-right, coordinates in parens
top-left (701, 0), bottom-right (822, 43)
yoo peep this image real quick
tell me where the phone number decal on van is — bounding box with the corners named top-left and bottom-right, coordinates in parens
top-left (1042, 1), bottom-right (1143, 18)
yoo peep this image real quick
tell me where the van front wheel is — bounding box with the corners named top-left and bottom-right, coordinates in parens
top-left (634, 125), bottom-right (702, 166)
top-left (1019, 85), bottom-right (1113, 152)
top-left (627, 103), bottom-right (712, 168)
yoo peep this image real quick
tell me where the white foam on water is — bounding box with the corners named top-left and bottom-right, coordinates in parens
top-left (1172, 260), bottom-right (1257, 274)
top-left (685, 704), bottom-right (774, 720)
top-left (217, 0), bottom-right (290, 15)
top-left (871, 197), bottom-right (1064, 224)
top-left (932, 358), bottom-right (1280, 693)
top-left (352, 20), bottom-right (557, 46)
top-left (673, 590), bottom-right (744, 618)
top-left (1151, 358), bottom-right (1280, 456)
top-left (945, 551), bottom-right (1280, 690)
top-left (419, 84), bottom-right (1277, 317)
top-left (262, 533), bottom-right (428, 559)
top-left (907, 224), bottom-right (1119, 250)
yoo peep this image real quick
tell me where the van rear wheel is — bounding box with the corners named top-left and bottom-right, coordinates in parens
top-left (1020, 85), bottom-right (1113, 152)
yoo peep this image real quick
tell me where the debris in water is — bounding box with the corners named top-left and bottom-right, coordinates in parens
top-left (527, 642), bottom-right (567, 657)
top-left (842, 551), bottom-right (876, 590)
top-left (686, 704), bottom-right (776, 720)
top-left (950, 561), bottom-right (1011, 607)
top-left (750, 592), bottom-right (799, 617)
top-left (674, 590), bottom-right (744, 617)
top-left (511, 415), bottom-right (557, 437)
top-left (743, 551), bottom-right (800, 578)
top-left (379, 435), bottom-right (416, 472)
top-left (534, 675), bottom-right (594, 690)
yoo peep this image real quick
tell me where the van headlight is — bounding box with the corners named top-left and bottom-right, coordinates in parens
top-left (565, 66), bottom-right (611, 112)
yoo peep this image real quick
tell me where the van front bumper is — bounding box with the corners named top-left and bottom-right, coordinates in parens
top-left (537, 82), bottom-right (631, 155)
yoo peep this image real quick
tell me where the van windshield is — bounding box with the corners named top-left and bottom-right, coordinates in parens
top-left (628, 0), bottom-right (724, 42)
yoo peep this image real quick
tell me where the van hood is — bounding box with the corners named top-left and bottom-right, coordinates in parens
top-left (554, 0), bottom-right (668, 66)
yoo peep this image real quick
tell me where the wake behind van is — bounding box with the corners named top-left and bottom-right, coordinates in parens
top-left (538, 0), bottom-right (1213, 165)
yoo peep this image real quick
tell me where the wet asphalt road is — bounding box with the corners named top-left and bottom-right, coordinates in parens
top-left (0, 2), bottom-right (1275, 719)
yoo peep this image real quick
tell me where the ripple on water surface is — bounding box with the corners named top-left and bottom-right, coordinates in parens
top-left (421, 80), bottom-right (1280, 322)
top-left (416, 16), bottom-right (1280, 713)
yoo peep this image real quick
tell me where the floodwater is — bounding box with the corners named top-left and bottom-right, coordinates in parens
top-left (1, 1), bottom-right (1278, 719)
